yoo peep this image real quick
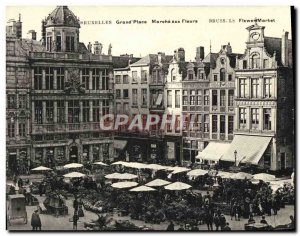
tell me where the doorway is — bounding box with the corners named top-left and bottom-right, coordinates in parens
top-left (69, 146), bottom-right (79, 163)
top-left (280, 152), bottom-right (286, 170)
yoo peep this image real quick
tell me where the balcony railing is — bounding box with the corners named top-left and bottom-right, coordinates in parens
top-left (32, 122), bottom-right (103, 134)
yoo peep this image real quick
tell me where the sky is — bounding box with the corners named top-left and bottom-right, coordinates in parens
top-left (6, 6), bottom-right (292, 61)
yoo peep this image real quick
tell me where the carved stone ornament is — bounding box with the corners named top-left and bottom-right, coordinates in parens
top-left (64, 68), bottom-right (85, 94)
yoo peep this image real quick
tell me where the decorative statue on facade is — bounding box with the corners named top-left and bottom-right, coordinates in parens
top-left (64, 68), bottom-right (85, 94)
top-left (108, 43), bottom-right (112, 55)
top-left (87, 42), bottom-right (92, 53)
top-left (99, 43), bottom-right (103, 55)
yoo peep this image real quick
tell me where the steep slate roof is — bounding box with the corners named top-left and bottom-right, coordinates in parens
top-left (264, 36), bottom-right (292, 66)
top-left (227, 53), bottom-right (244, 68)
top-left (112, 56), bottom-right (141, 69)
top-left (45, 6), bottom-right (80, 28)
top-left (202, 53), bottom-right (219, 68)
top-left (12, 39), bottom-right (45, 57)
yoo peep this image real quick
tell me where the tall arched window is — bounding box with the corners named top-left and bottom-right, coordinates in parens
top-left (220, 68), bottom-right (225, 82)
top-left (251, 53), bottom-right (260, 69)
top-left (171, 68), bottom-right (176, 81)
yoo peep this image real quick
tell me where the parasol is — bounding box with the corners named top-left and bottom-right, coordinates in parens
top-left (253, 173), bottom-right (276, 182)
top-left (64, 163), bottom-right (83, 169)
top-left (31, 166), bottom-right (52, 171)
top-left (164, 181), bottom-right (192, 191)
top-left (186, 169), bottom-right (208, 177)
top-left (63, 171), bottom-right (86, 178)
top-left (105, 173), bottom-right (138, 180)
top-left (111, 161), bottom-right (127, 165)
top-left (129, 185), bottom-right (156, 192)
top-left (230, 172), bottom-right (253, 180)
top-left (122, 162), bottom-right (148, 169)
top-left (216, 171), bottom-right (232, 179)
top-left (93, 161), bottom-right (108, 166)
top-left (145, 164), bottom-right (166, 170)
top-left (111, 181), bottom-right (138, 189)
top-left (145, 178), bottom-right (171, 187)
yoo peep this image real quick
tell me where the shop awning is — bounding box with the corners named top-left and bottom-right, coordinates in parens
top-left (196, 142), bottom-right (230, 162)
top-left (113, 140), bottom-right (127, 150)
top-left (220, 135), bottom-right (272, 165)
top-left (155, 94), bottom-right (163, 106)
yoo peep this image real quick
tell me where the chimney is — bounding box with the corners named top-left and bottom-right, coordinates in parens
top-left (177, 48), bottom-right (185, 62)
top-left (41, 20), bottom-right (46, 46)
top-left (221, 43), bottom-right (232, 54)
top-left (15, 14), bottom-right (22, 39)
top-left (281, 31), bottom-right (289, 66)
top-left (28, 30), bottom-right (37, 40)
top-left (94, 41), bottom-right (100, 55)
top-left (196, 46), bottom-right (205, 61)
top-left (157, 52), bottom-right (165, 65)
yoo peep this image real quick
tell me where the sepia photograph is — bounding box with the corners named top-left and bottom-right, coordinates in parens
top-left (5, 5), bottom-right (295, 231)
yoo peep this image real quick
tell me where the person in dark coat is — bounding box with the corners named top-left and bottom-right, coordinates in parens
top-left (222, 222), bottom-right (232, 231)
top-left (31, 210), bottom-right (41, 230)
top-left (248, 214), bottom-right (256, 224)
top-left (260, 216), bottom-right (268, 224)
top-left (73, 197), bottom-right (79, 211)
top-left (73, 211), bottom-right (79, 230)
top-left (166, 221), bottom-right (174, 231)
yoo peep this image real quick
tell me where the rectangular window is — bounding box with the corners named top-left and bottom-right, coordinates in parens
top-left (18, 95), bottom-right (27, 109)
top-left (82, 101), bottom-right (90, 122)
top-left (190, 90), bottom-right (195, 106)
top-left (93, 100), bottom-right (100, 122)
top-left (188, 73), bottom-right (193, 80)
top-left (142, 89), bottom-right (147, 106)
top-left (116, 103), bottom-right (122, 114)
top-left (56, 35), bottom-right (61, 51)
top-left (204, 89), bottom-right (209, 105)
top-left (46, 36), bottom-right (52, 51)
top-left (57, 100), bottom-right (65, 123)
top-left (243, 60), bottom-right (247, 69)
top-left (251, 108), bottom-right (259, 125)
top-left (116, 89), bottom-right (121, 99)
top-left (115, 75), bottom-right (121, 84)
top-left (228, 74), bottom-right (232, 81)
top-left (212, 90), bottom-right (218, 106)
top-left (220, 69), bottom-right (225, 82)
top-left (132, 71), bottom-right (137, 83)
top-left (212, 115), bottom-right (218, 133)
top-left (251, 78), bottom-right (259, 98)
top-left (141, 70), bottom-right (147, 83)
top-left (132, 89), bottom-right (138, 106)
top-left (228, 116), bottom-right (234, 134)
top-left (102, 100), bottom-right (110, 116)
top-left (34, 67), bottom-right (43, 90)
top-left (204, 115), bottom-right (209, 132)
top-left (175, 90), bottom-right (180, 108)
top-left (239, 108), bottom-right (247, 126)
top-left (183, 90), bottom-right (188, 105)
top-left (45, 100), bottom-right (54, 123)
top-left (220, 90), bottom-right (226, 106)
top-left (82, 68), bottom-right (90, 90)
top-left (123, 89), bottom-right (129, 98)
top-left (123, 75), bottom-right (129, 84)
top-left (8, 124), bottom-right (15, 138)
top-left (264, 78), bottom-right (272, 98)
top-left (239, 78), bottom-right (247, 98)
top-left (34, 101), bottom-right (43, 124)
top-left (167, 90), bottom-right (172, 107)
top-left (263, 108), bottom-right (272, 130)
top-left (19, 123), bottom-right (26, 137)
top-left (220, 115), bottom-right (225, 134)
top-left (214, 74), bottom-right (218, 81)
top-left (66, 36), bottom-right (75, 52)
top-left (56, 67), bottom-right (65, 90)
top-left (197, 90), bottom-right (202, 105)
top-left (45, 67), bottom-right (54, 90)
top-left (68, 100), bottom-right (79, 123)
top-left (7, 95), bottom-right (16, 109)
top-left (228, 90), bottom-right (234, 106)
top-left (92, 69), bottom-right (100, 90)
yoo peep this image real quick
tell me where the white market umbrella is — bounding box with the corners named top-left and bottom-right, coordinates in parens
top-left (122, 162), bottom-right (148, 169)
top-left (164, 181), bottom-right (192, 191)
top-left (216, 171), bottom-right (232, 179)
top-left (111, 181), bottom-right (138, 189)
top-left (105, 173), bottom-right (123, 179)
top-left (146, 164), bottom-right (166, 170)
top-left (253, 173), bottom-right (276, 182)
top-left (168, 167), bottom-right (190, 174)
top-left (145, 179), bottom-right (171, 187)
top-left (111, 161), bottom-right (127, 165)
top-left (64, 163), bottom-right (83, 169)
top-left (118, 173), bottom-right (138, 180)
top-left (231, 172), bottom-right (253, 180)
top-left (93, 161), bottom-right (108, 166)
top-left (63, 171), bottom-right (86, 178)
top-left (130, 185), bottom-right (156, 192)
top-left (187, 169), bottom-right (208, 177)
top-left (31, 166), bottom-right (52, 171)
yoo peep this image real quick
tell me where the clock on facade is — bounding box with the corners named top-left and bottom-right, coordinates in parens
top-left (251, 32), bottom-right (260, 40)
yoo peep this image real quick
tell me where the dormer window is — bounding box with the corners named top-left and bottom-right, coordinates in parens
top-left (46, 33), bottom-right (52, 51)
top-left (220, 68), bottom-right (225, 82)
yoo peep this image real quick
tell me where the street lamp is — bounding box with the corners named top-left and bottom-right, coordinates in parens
top-left (234, 150), bottom-right (237, 167)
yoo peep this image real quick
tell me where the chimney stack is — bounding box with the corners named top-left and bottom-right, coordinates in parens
top-left (281, 31), bottom-right (289, 67)
top-left (157, 52), bottom-right (165, 65)
top-left (94, 41), bottom-right (100, 55)
top-left (15, 14), bottom-right (22, 39)
top-left (196, 46), bottom-right (205, 61)
top-left (28, 30), bottom-right (37, 40)
top-left (177, 48), bottom-right (185, 62)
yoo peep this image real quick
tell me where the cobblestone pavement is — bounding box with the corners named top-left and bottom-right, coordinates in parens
top-left (7, 193), bottom-right (294, 231)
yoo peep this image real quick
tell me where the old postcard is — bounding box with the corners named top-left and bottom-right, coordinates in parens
top-left (5, 6), bottom-right (295, 231)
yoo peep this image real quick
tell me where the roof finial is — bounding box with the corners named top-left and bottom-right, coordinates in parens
top-left (210, 40), bottom-right (211, 54)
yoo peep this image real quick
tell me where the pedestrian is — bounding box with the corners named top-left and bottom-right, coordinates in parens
top-left (73, 196), bottom-right (79, 211)
top-left (248, 214), bottom-right (255, 224)
top-left (213, 212), bottom-right (221, 231)
top-left (222, 222), bottom-right (232, 231)
top-left (73, 211), bottom-right (79, 230)
top-left (289, 215), bottom-right (295, 229)
top-left (260, 215), bottom-right (268, 225)
top-left (166, 221), bottom-right (174, 231)
top-left (31, 210), bottom-right (42, 231)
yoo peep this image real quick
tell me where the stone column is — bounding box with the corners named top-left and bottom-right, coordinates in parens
top-left (217, 114), bottom-right (220, 140)
top-left (272, 107), bottom-right (276, 131)
top-left (247, 107), bottom-right (251, 130)
top-left (53, 69), bottom-right (57, 90)
top-left (79, 101), bottom-right (83, 122)
top-left (248, 77), bottom-right (251, 98)
top-left (42, 101), bottom-right (46, 124)
top-left (65, 101), bottom-right (68, 123)
top-left (260, 76), bottom-right (264, 98)
top-left (89, 100), bottom-right (93, 122)
top-left (53, 101), bottom-right (57, 123)
top-left (236, 77), bottom-right (239, 98)
top-left (209, 114), bottom-right (212, 139)
top-left (234, 107), bottom-right (239, 130)
top-left (225, 115), bottom-right (228, 140)
top-left (42, 69), bottom-right (46, 90)
top-left (89, 145), bottom-right (93, 162)
top-left (31, 101), bottom-right (35, 123)
top-left (259, 107), bottom-right (264, 131)
top-left (65, 146), bottom-right (69, 162)
top-left (89, 69), bottom-right (93, 90)
top-left (31, 69), bottom-right (35, 89)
